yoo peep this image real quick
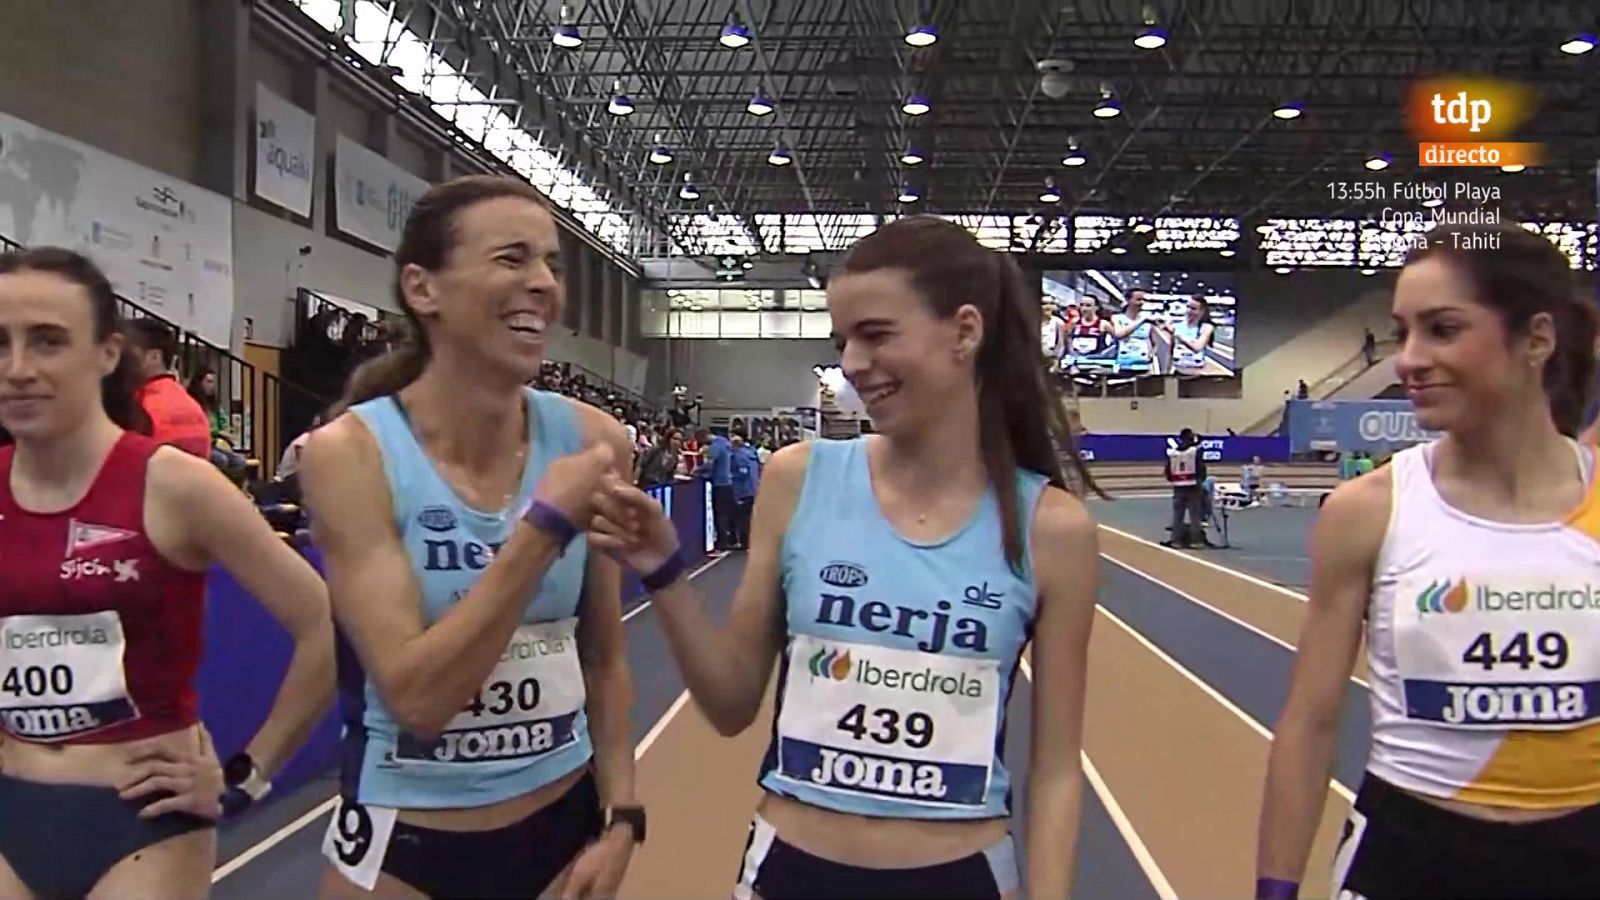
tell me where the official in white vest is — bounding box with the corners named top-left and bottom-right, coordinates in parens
top-left (1163, 428), bottom-right (1209, 548)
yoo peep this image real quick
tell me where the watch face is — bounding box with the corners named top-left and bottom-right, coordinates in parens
top-left (224, 753), bottom-right (254, 785)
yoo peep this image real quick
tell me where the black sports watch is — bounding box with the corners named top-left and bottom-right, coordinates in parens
top-left (603, 805), bottom-right (647, 844)
top-left (221, 752), bottom-right (273, 817)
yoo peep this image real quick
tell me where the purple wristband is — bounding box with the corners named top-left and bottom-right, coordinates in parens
top-left (641, 549), bottom-right (687, 592)
top-left (1255, 878), bottom-right (1299, 900)
top-left (523, 500), bottom-right (579, 550)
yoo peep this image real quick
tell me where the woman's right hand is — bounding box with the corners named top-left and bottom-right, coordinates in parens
top-left (532, 442), bottom-right (616, 526)
top-left (588, 476), bottom-right (681, 575)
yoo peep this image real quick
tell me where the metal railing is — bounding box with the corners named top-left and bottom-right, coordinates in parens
top-left (1, 234), bottom-right (328, 475)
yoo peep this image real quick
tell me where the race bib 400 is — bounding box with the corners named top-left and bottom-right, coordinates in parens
top-left (775, 634), bottom-right (999, 809)
top-left (1394, 574), bottom-right (1600, 730)
top-left (394, 619), bottom-right (586, 764)
top-left (0, 611), bottom-right (138, 741)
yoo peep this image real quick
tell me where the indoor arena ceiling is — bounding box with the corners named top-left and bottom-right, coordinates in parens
top-left (306, 0), bottom-right (1600, 257)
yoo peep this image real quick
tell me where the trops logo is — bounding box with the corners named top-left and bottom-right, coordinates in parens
top-left (1417, 576), bottom-right (1600, 615)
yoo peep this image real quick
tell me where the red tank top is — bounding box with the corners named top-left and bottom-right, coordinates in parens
top-left (0, 433), bottom-right (205, 743)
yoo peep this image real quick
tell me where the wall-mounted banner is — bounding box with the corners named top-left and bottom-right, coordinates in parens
top-left (1287, 399), bottom-right (1440, 454)
top-left (253, 84), bottom-right (315, 217)
top-left (1077, 433), bottom-right (1289, 464)
top-left (0, 109), bottom-right (235, 345)
top-left (332, 135), bottom-right (430, 253)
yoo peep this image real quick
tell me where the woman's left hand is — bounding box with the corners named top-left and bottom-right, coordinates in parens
top-left (117, 725), bottom-right (225, 820)
top-left (560, 827), bottom-right (634, 899)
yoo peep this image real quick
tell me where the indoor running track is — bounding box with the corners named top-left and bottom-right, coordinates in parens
top-left (211, 499), bottom-right (1364, 899)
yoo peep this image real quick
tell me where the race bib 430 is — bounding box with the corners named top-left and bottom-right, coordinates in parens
top-left (1394, 574), bottom-right (1600, 730)
top-left (774, 634), bottom-right (1000, 809)
top-left (394, 619), bottom-right (586, 764)
top-left (0, 611), bottom-right (138, 741)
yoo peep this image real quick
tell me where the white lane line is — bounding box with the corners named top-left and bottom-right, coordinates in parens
top-left (1099, 554), bottom-right (1371, 691)
top-left (1019, 658), bottom-right (1179, 900)
top-left (213, 553), bottom-right (732, 884)
top-left (1093, 605), bottom-right (1356, 803)
top-left (634, 690), bottom-right (691, 760)
top-left (1099, 523), bottom-right (1310, 602)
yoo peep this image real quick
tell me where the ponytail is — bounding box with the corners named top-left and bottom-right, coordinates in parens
top-left (105, 340), bottom-right (151, 435)
top-left (1544, 293), bottom-right (1597, 437)
top-left (980, 252), bottom-right (1105, 572)
top-left (330, 316), bottom-right (430, 418)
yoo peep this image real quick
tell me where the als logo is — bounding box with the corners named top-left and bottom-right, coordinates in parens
top-left (819, 562), bottom-right (868, 589)
top-left (962, 582), bottom-right (1003, 611)
top-left (1417, 579), bottom-right (1468, 614)
top-left (808, 646), bottom-right (852, 680)
top-left (417, 506), bottom-right (458, 533)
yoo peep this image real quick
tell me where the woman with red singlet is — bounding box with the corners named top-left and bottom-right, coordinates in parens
top-left (0, 247), bottom-right (336, 899)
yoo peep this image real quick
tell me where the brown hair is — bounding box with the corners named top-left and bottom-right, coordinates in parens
top-left (1407, 223), bottom-right (1597, 436)
top-left (838, 215), bottom-right (1102, 573)
top-left (336, 175), bottom-right (554, 413)
top-left (0, 247), bottom-right (150, 434)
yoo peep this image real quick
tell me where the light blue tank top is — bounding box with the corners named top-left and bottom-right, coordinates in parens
top-left (338, 388), bottom-right (593, 809)
top-left (759, 437), bottom-right (1048, 820)
top-left (1173, 320), bottom-right (1208, 369)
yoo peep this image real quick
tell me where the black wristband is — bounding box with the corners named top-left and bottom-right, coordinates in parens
top-left (523, 499), bottom-right (579, 550)
top-left (641, 549), bottom-right (687, 592)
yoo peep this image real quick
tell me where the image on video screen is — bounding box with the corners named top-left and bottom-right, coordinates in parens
top-left (1040, 270), bottom-right (1238, 379)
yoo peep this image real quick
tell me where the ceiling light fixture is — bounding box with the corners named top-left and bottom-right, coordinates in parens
top-left (1039, 179), bottom-right (1061, 203)
top-left (1273, 102), bottom-right (1303, 120)
top-left (606, 81), bottom-right (634, 116)
top-left (1559, 33), bottom-right (1595, 55)
top-left (901, 149), bottom-right (924, 165)
top-left (1364, 154), bottom-right (1391, 171)
top-left (898, 186), bottom-right (920, 203)
top-left (551, 4), bottom-right (581, 47)
top-left (905, 24), bottom-right (938, 47)
top-left (719, 19), bottom-right (751, 48)
top-left (747, 94), bottom-right (775, 116)
top-left (902, 94), bottom-right (932, 116)
top-left (767, 147), bottom-right (793, 167)
top-left (1501, 163), bottom-right (1526, 173)
top-left (1133, 25), bottom-right (1167, 49)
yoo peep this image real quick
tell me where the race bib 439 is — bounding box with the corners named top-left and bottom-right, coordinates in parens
top-left (1394, 574), bottom-right (1600, 730)
top-left (774, 634), bottom-right (1000, 809)
top-left (394, 619), bottom-right (586, 764)
top-left (0, 611), bottom-right (138, 741)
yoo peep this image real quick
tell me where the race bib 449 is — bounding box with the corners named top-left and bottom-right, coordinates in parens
top-left (0, 611), bottom-right (138, 741)
top-left (1394, 574), bottom-right (1600, 730)
top-left (775, 634), bottom-right (1000, 809)
top-left (394, 619), bottom-right (586, 764)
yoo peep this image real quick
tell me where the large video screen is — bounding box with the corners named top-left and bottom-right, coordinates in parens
top-left (1040, 270), bottom-right (1238, 378)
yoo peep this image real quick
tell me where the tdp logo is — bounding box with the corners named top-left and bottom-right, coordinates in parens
top-left (1417, 579), bottom-right (1468, 614)
top-left (1431, 91), bottom-right (1491, 133)
top-left (808, 647), bottom-right (851, 680)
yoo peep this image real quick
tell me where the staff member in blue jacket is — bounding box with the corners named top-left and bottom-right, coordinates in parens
top-left (729, 434), bottom-right (761, 550)
top-left (694, 428), bottom-right (735, 552)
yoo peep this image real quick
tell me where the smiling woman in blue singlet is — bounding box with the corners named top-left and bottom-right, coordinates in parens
top-left (298, 176), bottom-right (642, 899)
top-left (588, 215), bottom-right (1101, 899)
top-left (1258, 223), bottom-right (1600, 900)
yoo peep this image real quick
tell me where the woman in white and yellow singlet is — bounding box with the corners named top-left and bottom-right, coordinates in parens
top-left (1258, 222), bottom-right (1600, 900)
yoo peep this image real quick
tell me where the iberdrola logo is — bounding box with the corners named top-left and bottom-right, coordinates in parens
top-left (808, 646), bottom-right (852, 680)
top-left (1417, 578), bottom-right (1469, 614)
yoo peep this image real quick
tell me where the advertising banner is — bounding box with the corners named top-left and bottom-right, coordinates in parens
top-left (0, 109), bottom-right (235, 345)
top-left (1077, 433), bottom-right (1289, 464)
top-left (332, 135), bottom-right (430, 253)
top-left (253, 84), bottom-right (315, 217)
top-left (1286, 399), bottom-right (1440, 454)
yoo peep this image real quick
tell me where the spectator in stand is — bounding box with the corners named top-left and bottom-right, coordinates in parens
top-left (1362, 327), bottom-right (1378, 365)
top-left (729, 434), bottom-right (761, 550)
top-left (124, 318), bottom-right (211, 458)
top-left (185, 365), bottom-right (248, 478)
top-left (1295, 378), bottom-right (1310, 399)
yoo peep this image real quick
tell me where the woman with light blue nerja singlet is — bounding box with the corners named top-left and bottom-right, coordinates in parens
top-left (1162, 294), bottom-right (1217, 375)
top-left (298, 175), bottom-right (644, 900)
top-left (587, 216), bottom-right (1104, 900)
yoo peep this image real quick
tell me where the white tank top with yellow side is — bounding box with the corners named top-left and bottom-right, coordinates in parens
top-left (1367, 439), bottom-right (1600, 810)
